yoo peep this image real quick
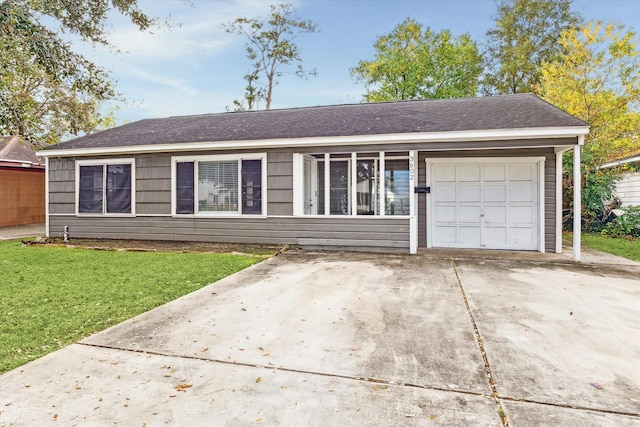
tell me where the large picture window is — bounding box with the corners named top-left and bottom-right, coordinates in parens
top-left (77, 160), bottom-right (134, 214)
top-left (173, 155), bottom-right (264, 215)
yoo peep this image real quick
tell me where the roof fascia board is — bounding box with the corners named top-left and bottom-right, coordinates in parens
top-left (38, 126), bottom-right (589, 158)
top-left (601, 155), bottom-right (640, 168)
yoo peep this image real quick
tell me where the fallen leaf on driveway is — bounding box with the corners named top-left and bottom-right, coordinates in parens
top-left (256, 377), bottom-right (262, 383)
top-left (175, 384), bottom-right (192, 392)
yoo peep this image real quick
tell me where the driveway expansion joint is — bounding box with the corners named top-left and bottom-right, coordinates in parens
top-left (76, 342), bottom-right (497, 400)
top-left (450, 258), bottom-right (509, 426)
top-left (498, 395), bottom-right (640, 419)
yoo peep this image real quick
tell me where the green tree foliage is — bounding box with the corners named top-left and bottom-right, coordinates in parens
top-left (223, 3), bottom-right (318, 110)
top-left (538, 21), bottom-right (640, 231)
top-left (351, 18), bottom-right (482, 102)
top-left (483, 0), bottom-right (581, 94)
top-left (0, 0), bottom-right (153, 145)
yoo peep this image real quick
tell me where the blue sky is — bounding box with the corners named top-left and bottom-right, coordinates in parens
top-left (77, 0), bottom-right (640, 124)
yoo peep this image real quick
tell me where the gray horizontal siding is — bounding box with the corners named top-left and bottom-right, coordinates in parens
top-left (544, 152), bottom-right (556, 252)
top-left (267, 152), bottom-right (293, 216)
top-left (135, 155), bottom-right (171, 215)
top-left (48, 158), bottom-right (75, 214)
top-left (49, 215), bottom-right (410, 252)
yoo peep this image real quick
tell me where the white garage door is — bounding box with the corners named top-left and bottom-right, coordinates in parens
top-left (428, 159), bottom-right (541, 251)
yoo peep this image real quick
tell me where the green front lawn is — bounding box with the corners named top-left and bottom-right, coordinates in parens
top-left (566, 232), bottom-right (640, 262)
top-left (0, 240), bottom-right (261, 373)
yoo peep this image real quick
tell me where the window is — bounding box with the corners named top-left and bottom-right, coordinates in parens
top-left (296, 153), bottom-right (410, 217)
top-left (173, 155), bottom-right (265, 215)
top-left (385, 159), bottom-right (410, 216)
top-left (77, 160), bottom-right (134, 214)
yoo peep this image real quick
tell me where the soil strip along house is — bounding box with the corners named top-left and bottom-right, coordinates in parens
top-left (39, 94), bottom-right (589, 259)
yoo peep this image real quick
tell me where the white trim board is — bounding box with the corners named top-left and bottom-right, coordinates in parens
top-left (39, 127), bottom-right (588, 158)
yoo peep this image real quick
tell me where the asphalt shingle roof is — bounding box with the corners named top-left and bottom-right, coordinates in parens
top-left (47, 94), bottom-right (588, 151)
top-left (0, 136), bottom-right (43, 164)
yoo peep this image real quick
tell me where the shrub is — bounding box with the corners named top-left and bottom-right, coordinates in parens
top-left (601, 205), bottom-right (640, 239)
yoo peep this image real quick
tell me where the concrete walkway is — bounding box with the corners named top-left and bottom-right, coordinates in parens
top-left (0, 223), bottom-right (45, 240)
top-left (1, 249), bottom-right (638, 426)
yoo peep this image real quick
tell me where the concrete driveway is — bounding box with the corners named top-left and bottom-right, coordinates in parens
top-left (1, 250), bottom-right (639, 426)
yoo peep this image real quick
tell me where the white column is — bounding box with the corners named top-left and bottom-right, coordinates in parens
top-left (573, 142), bottom-right (582, 262)
top-left (45, 156), bottom-right (50, 238)
top-left (555, 151), bottom-right (563, 253)
top-left (351, 152), bottom-right (357, 216)
top-left (539, 160), bottom-right (546, 253)
top-left (292, 153), bottom-right (303, 216)
top-left (324, 153), bottom-right (330, 216)
top-left (379, 151), bottom-right (385, 216)
top-left (409, 150), bottom-right (418, 254)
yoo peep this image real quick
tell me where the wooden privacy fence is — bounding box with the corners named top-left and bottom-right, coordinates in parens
top-left (0, 167), bottom-right (45, 227)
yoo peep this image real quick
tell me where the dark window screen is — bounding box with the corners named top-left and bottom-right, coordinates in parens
top-left (241, 159), bottom-right (262, 214)
top-left (176, 162), bottom-right (195, 214)
top-left (106, 164), bottom-right (132, 213)
top-left (78, 165), bottom-right (103, 213)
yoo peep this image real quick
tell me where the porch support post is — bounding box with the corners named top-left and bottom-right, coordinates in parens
top-left (409, 150), bottom-right (418, 254)
top-left (379, 151), bottom-right (385, 216)
top-left (351, 152), bottom-right (357, 216)
top-left (324, 153), bottom-right (330, 216)
top-left (573, 140), bottom-right (582, 262)
top-left (45, 156), bottom-right (50, 238)
top-left (555, 151), bottom-right (563, 253)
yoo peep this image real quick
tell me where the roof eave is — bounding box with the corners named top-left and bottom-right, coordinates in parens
top-left (38, 126), bottom-right (590, 158)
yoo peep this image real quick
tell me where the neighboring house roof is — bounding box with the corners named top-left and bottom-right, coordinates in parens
top-left (601, 152), bottom-right (640, 168)
top-left (0, 136), bottom-right (45, 168)
top-left (40, 94), bottom-right (589, 156)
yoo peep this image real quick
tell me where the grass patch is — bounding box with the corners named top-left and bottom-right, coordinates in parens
top-left (565, 232), bottom-right (640, 262)
top-left (0, 240), bottom-right (261, 373)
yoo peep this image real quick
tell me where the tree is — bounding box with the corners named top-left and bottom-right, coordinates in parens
top-left (483, 0), bottom-right (581, 94)
top-left (223, 3), bottom-right (318, 110)
top-left (0, 0), bottom-right (154, 145)
top-left (351, 19), bottom-right (482, 102)
top-left (537, 21), bottom-right (640, 230)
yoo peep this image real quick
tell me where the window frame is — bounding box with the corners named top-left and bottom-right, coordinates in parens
top-left (75, 158), bottom-right (136, 216)
top-left (171, 153), bottom-right (267, 217)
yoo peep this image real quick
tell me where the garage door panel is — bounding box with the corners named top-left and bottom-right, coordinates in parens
top-left (509, 206), bottom-right (534, 223)
top-left (434, 185), bottom-right (456, 202)
top-left (483, 226), bottom-right (507, 246)
top-left (458, 185), bottom-right (481, 202)
top-left (509, 227), bottom-right (536, 246)
top-left (430, 160), bottom-right (539, 251)
top-left (459, 165), bottom-right (481, 181)
top-left (484, 185), bottom-right (507, 202)
top-left (435, 206), bottom-right (457, 221)
top-left (435, 165), bottom-right (456, 182)
top-left (509, 185), bottom-right (534, 202)
top-left (434, 226), bottom-right (457, 243)
top-left (509, 164), bottom-right (534, 181)
top-left (459, 227), bottom-right (481, 245)
top-left (484, 206), bottom-right (506, 223)
top-left (484, 165), bottom-right (506, 181)
top-left (458, 206), bottom-right (481, 223)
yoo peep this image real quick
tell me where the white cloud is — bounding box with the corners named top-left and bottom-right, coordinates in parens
top-left (102, 0), bottom-right (277, 62)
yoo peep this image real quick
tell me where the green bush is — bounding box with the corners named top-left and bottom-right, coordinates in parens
top-left (601, 205), bottom-right (640, 239)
